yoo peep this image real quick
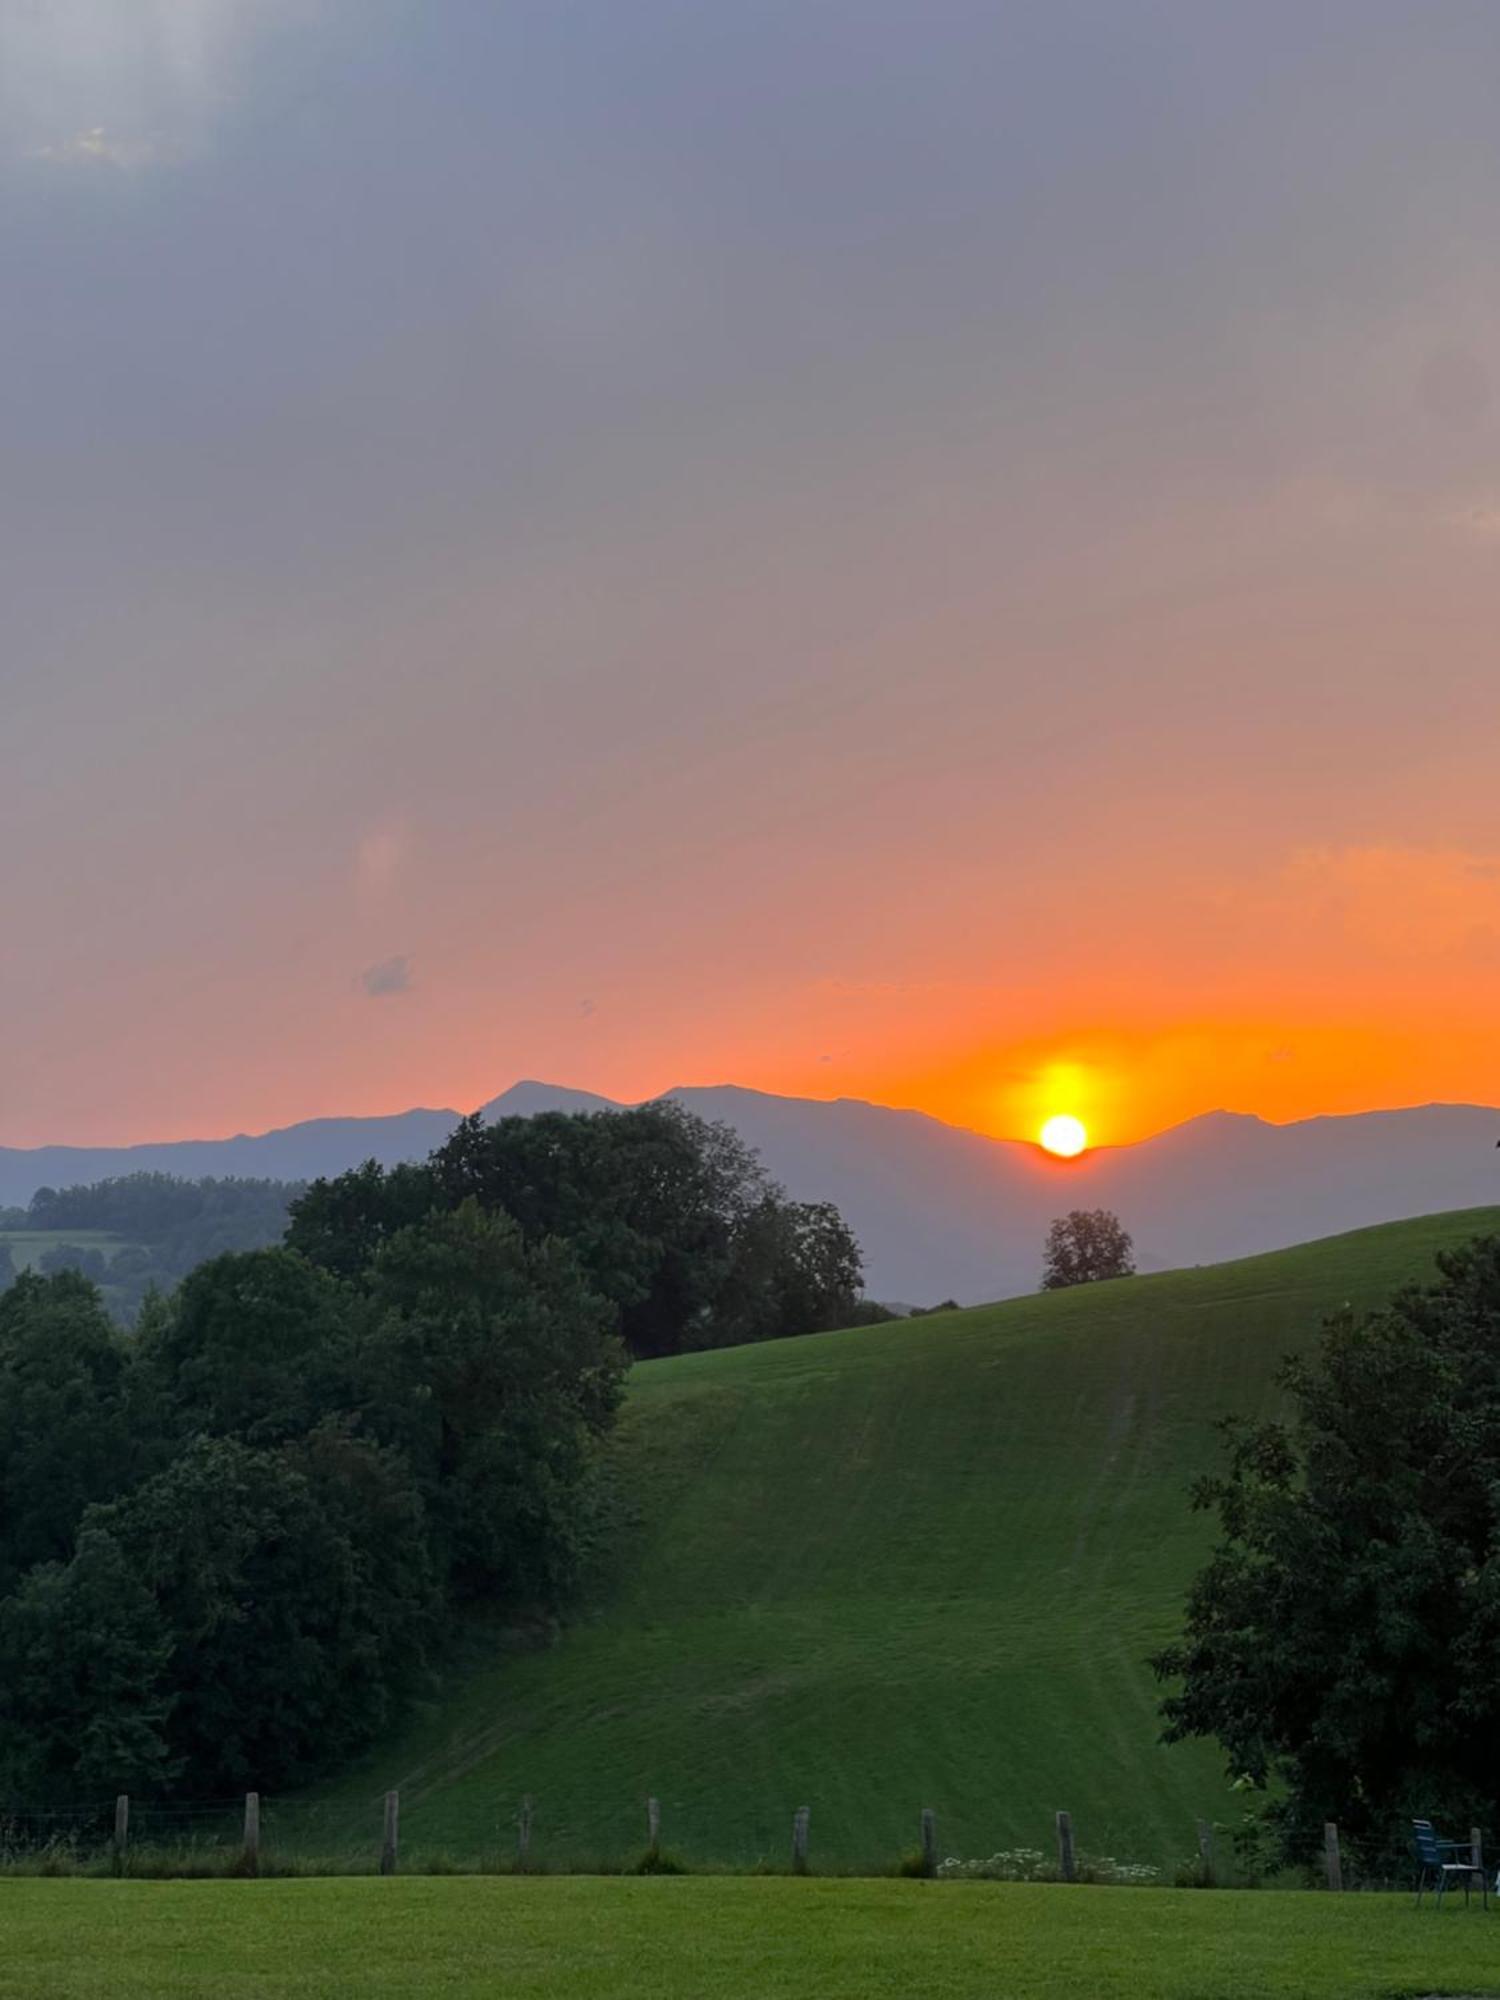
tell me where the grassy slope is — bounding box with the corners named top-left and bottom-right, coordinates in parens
top-left (0, 1230), bottom-right (125, 1272)
top-left (329, 1208), bottom-right (1500, 1872)
top-left (4, 1880), bottom-right (1500, 2000)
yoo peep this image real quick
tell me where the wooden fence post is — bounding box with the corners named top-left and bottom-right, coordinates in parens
top-left (1472, 1826), bottom-right (1484, 1881)
top-left (1055, 1809), bottom-right (1076, 1883)
top-left (1195, 1817), bottom-right (1215, 1886)
top-left (1323, 1821), bottom-right (1342, 1893)
top-left (517, 1795), bottom-right (533, 1870)
top-left (792, 1806), bottom-right (810, 1874)
top-left (380, 1789), bottom-right (399, 1876)
top-left (113, 1795), bottom-right (129, 1876)
top-left (646, 1796), bottom-right (660, 1855)
top-left (920, 1807), bottom-right (938, 1879)
top-left (243, 1793), bottom-right (260, 1877)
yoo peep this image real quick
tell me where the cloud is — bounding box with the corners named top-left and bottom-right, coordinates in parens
top-left (29, 127), bottom-right (166, 170)
top-left (3, 0), bottom-right (307, 167)
top-left (361, 955), bottom-right (412, 999)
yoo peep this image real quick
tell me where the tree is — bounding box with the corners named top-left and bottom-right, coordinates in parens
top-left (423, 1104), bottom-right (755, 1358)
top-left (0, 1273), bottom-right (137, 1594)
top-left (136, 1248), bottom-right (357, 1444)
top-left (27, 1174), bottom-right (305, 1272)
top-left (282, 1160), bottom-right (436, 1283)
top-left (1153, 1235), bottom-right (1500, 1870)
top-left (36, 1244), bottom-right (108, 1282)
top-left (0, 1526), bottom-right (176, 1805)
top-left (21, 1174), bottom-right (311, 1326)
top-left (360, 1201), bottom-right (625, 1599)
top-left (87, 1435), bottom-right (428, 1794)
top-left (290, 1104), bottom-right (873, 1359)
top-left (1040, 1209), bottom-right (1135, 1290)
top-left (711, 1196), bottom-right (865, 1347)
top-left (0, 1179), bottom-right (632, 1806)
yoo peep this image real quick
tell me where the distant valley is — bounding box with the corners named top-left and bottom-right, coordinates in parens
top-left (5, 1084), bottom-right (1498, 1304)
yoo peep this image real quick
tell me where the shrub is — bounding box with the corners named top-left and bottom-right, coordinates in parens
top-left (935, 1848), bottom-right (1160, 1885)
top-left (633, 1847), bottom-right (688, 1875)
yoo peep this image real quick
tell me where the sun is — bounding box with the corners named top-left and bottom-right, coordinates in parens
top-left (1039, 1113), bottom-right (1088, 1158)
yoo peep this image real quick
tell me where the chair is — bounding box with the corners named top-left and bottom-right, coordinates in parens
top-left (1412, 1820), bottom-right (1488, 1909)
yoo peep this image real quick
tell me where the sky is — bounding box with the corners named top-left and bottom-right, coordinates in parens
top-left (3, 0), bottom-right (1499, 1149)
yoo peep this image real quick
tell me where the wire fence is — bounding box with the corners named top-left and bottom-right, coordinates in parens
top-left (0, 1791), bottom-right (1470, 1890)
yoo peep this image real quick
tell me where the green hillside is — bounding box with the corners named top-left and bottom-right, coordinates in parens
top-left (0, 1229), bottom-right (126, 1273)
top-left (317, 1208), bottom-right (1500, 1873)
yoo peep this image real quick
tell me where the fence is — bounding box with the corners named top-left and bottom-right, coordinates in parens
top-left (0, 1792), bottom-right (1459, 1888)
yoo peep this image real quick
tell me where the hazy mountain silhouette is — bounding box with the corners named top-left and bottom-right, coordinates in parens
top-left (0, 1111), bottom-right (459, 1208)
top-left (4, 1083), bottom-right (1498, 1304)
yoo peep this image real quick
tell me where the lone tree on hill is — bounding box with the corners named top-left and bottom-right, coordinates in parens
top-left (1040, 1209), bottom-right (1135, 1290)
top-left (1152, 1234), bottom-right (1500, 1871)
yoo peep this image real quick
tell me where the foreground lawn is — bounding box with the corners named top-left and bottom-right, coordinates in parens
top-left (3, 1878), bottom-right (1500, 2000)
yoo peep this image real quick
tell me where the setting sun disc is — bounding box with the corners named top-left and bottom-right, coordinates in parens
top-left (1040, 1114), bottom-right (1088, 1158)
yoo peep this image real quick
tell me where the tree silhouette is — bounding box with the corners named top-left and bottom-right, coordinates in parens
top-left (1040, 1209), bottom-right (1135, 1290)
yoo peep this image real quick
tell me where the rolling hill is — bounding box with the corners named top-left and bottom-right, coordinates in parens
top-left (5, 1084), bottom-right (1500, 1304)
top-left (303, 1206), bottom-right (1500, 1873)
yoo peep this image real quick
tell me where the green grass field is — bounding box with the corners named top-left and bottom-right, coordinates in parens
top-left (311, 1207), bottom-right (1500, 1875)
top-left (0, 1229), bottom-right (125, 1273)
top-left (2, 1878), bottom-right (1498, 1999)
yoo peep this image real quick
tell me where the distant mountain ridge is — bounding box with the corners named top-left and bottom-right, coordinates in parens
top-left (4, 1084), bottom-right (1498, 1305)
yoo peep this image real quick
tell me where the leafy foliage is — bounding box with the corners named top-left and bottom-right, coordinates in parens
top-left (358, 1202), bottom-right (624, 1599)
top-left (36, 1245), bottom-right (109, 1282)
top-left (27, 1175), bottom-right (303, 1257)
top-left (89, 1436), bottom-right (435, 1795)
top-left (0, 1106), bottom-right (865, 1808)
top-left (1041, 1209), bottom-right (1135, 1290)
top-left (0, 1214), bottom-right (621, 1803)
top-left (0, 1526), bottom-right (176, 1806)
top-left (135, 1249), bottom-right (356, 1445)
top-left (290, 1103), bottom-right (869, 1357)
top-left (6, 1175), bottom-right (306, 1322)
top-left (1154, 1234), bottom-right (1500, 1867)
top-left (0, 1275), bottom-right (137, 1595)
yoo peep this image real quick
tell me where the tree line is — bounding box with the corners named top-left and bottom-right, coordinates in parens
top-left (0, 1175), bottom-right (306, 1321)
top-left (0, 1104), bottom-right (878, 1806)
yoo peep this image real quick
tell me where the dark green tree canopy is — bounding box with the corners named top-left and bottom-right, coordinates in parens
top-left (0, 1526), bottom-right (176, 1807)
top-left (360, 1201), bottom-right (625, 1598)
top-left (0, 1106), bottom-right (866, 1809)
top-left (1154, 1235), bottom-right (1500, 1868)
top-left (27, 1174), bottom-right (304, 1264)
top-left (136, 1247), bottom-right (357, 1445)
top-left (1040, 1209), bottom-right (1135, 1290)
top-left (0, 1218), bottom-right (623, 1802)
top-left (0, 1273), bottom-right (136, 1595)
top-left (290, 1102), bottom-right (868, 1357)
top-left (86, 1436), bottom-right (434, 1795)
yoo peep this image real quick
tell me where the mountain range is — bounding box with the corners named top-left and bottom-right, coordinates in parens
top-left (4, 1084), bottom-right (1498, 1304)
